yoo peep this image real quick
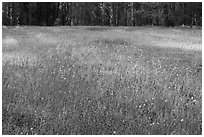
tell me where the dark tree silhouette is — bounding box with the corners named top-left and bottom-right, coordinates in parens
top-left (2, 2), bottom-right (202, 27)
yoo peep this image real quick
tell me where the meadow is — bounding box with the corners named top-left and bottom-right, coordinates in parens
top-left (2, 26), bottom-right (202, 135)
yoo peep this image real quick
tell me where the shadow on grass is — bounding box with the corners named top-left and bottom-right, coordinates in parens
top-left (85, 26), bottom-right (110, 31)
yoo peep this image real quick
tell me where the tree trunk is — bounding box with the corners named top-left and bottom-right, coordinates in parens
top-left (130, 2), bottom-right (134, 26)
top-left (28, 3), bottom-right (32, 25)
top-left (109, 3), bottom-right (113, 26)
top-left (2, 3), bottom-right (8, 25)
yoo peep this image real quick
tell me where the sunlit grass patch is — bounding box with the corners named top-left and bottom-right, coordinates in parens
top-left (2, 51), bottom-right (38, 66)
top-left (34, 33), bottom-right (58, 44)
top-left (2, 36), bottom-right (19, 52)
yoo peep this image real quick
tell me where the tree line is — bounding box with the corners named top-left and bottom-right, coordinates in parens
top-left (2, 2), bottom-right (202, 27)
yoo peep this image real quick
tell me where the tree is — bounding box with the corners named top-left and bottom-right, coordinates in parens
top-left (2, 2), bottom-right (202, 27)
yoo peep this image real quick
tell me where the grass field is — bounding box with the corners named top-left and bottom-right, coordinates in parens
top-left (2, 26), bottom-right (202, 135)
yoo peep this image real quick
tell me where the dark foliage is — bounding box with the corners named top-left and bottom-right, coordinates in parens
top-left (2, 2), bottom-right (202, 27)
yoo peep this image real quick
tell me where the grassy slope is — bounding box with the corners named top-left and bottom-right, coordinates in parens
top-left (2, 26), bottom-right (202, 135)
